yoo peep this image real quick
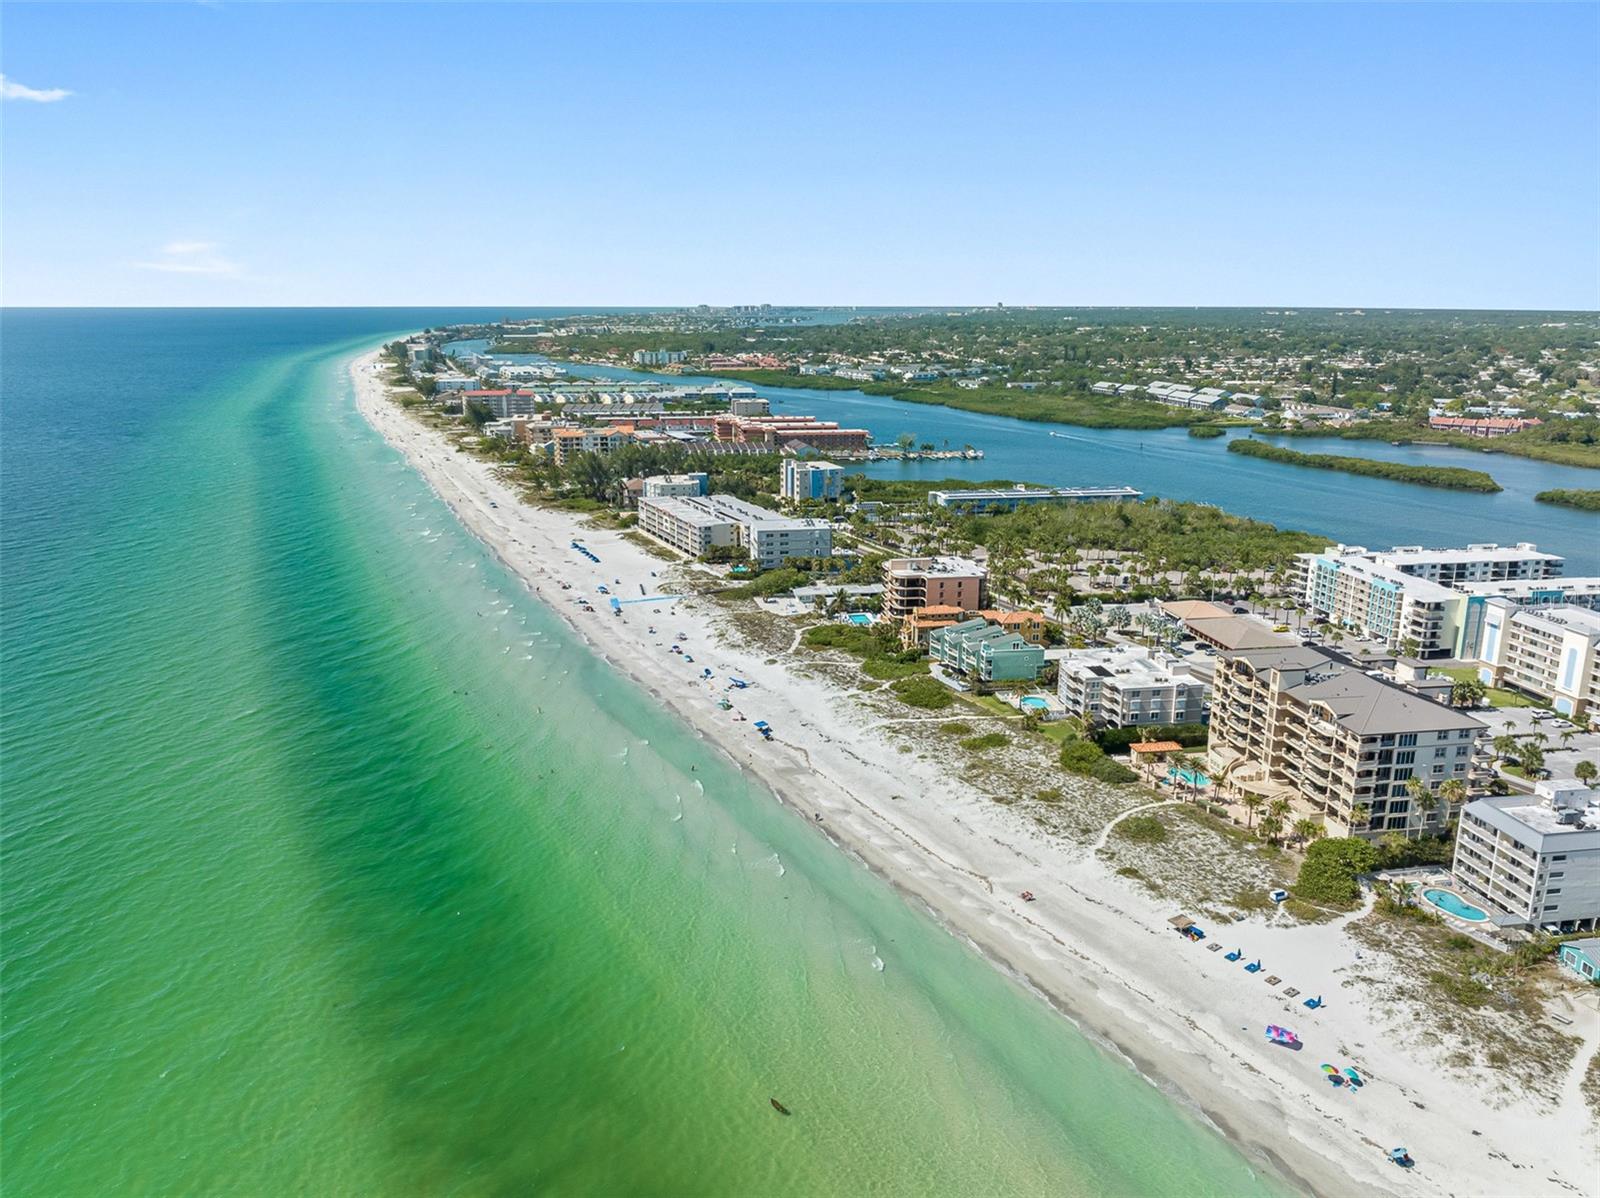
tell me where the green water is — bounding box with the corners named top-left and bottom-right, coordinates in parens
top-left (2, 310), bottom-right (1290, 1195)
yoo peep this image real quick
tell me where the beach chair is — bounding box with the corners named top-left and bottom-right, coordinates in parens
top-left (1225, 949), bottom-right (1243, 962)
top-left (1264, 975), bottom-right (1281, 985)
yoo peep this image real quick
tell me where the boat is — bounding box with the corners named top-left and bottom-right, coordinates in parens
top-left (770, 1098), bottom-right (791, 1116)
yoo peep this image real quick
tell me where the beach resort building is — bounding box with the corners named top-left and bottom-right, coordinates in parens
top-left (711, 414), bottom-right (871, 454)
top-left (928, 618), bottom-right (1047, 684)
top-left (729, 397), bottom-right (770, 417)
top-left (781, 459), bottom-right (845, 503)
top-left (551, 427), bottom-right (634, 466)
top-left (924, 485), bottom-right (1142, 512)
top-left (882, 557), bottom-right (989, 621)
top-left (632, 349), bottom-right (686, 367)
top-left (642, 473), bottom-right (709, 500)
top-left (636, 494), bottom-right (832, 568)
top-left (1056, 645), bottom-right (1210, 728)
top-left (1296, 543), bottom-right (1568, 658)
top-left (1451, 783), bottom-right (1600, 932)
top-left (1475, 603), bottom-right (1600, 723)
top-left (1207, 643), bottom-right (1487, 838)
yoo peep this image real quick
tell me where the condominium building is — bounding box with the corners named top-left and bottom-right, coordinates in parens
top-left (1057, 645), bottom-right (1210, 728)
top-left (780, 459), bottom-right (844, 502)
top-left (642, 473), bottom-right (709, 499)
top-left (632, 349), bottom-right (686, 366)
top-left (462, 389), bottom-right (541, 419)
top-left (1207, 643), bottom-right (1486, 838)
top-left (636, 496), bottom-right (738, 558)
top-left (1452, 783), bottom-right (1600, 931)
top-left (1455, 578), bottom-right (1600, 660)
top-left (729, 397), bottom-right (771, 417)
top-left (635, 494), bottom-right (832, 568)
top-left (882, 557), bottom-right (988, 620)
top-left (1477, 603), bottom-right (1600, 723)
top-left (925, 485), bottom-right (1142, 512)
top-left (928, 618), bottom-right (1046, 684)
top-left (551, 427), bottom-right (633, 466)
top-left (1298, 543), bottom-right (1568, 657)
top-left (710, 414), bottom-right (871, 453)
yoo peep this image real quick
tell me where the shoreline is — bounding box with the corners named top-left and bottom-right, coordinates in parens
top-left (351, 347), bottom-right (1599, 1198)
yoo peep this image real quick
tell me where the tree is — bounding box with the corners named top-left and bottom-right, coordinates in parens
top-left (1439, 777), bottom-right (1467, 810)
top-left (1449, 677), bottom-right (1486, 708)
top-left (1258, 813), bottom-right (1285, 845)
top-left (1575, 760), bottom-right (1597, 788)
top-left (1518, 741), bottom-right (1546, 777)
top-left (1349, 802), bottom-right (1371, 831)
top-left (1294, 837), bottom-right (1380, 905)
top-left (1291, 817), bottom-right (1322, 848)
top-left (1240, 793), bottom-right (1264, 829)
top-left (1492, 733), bottom-right (1521, 763)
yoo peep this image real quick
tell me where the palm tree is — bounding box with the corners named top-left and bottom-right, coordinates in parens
top-left (1291, 817), bottom-right (1322, 848)
top-left (1172, 753), bottom-right (1201, 803)
top-left (1519, 741), bottom-right (1546, 778)
top-left (1439, 777), bottom-right (1466, 811)
top-left (1241, 793), bottom-right (1264, 830)
top-left (1492, 733), bottom-right (1520, 764)
top-left (1349, 801), bottom-right (1371, 832)
top-left (1559, 727), bottom-right (1578, 750)
top-left (1575, 760), bottom-right (1597, 788)
top-left (1258, 813), bottom-right (1286, 845)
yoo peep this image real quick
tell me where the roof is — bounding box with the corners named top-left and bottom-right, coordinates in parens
top-left (1131, 741), bottom-right (1184, 753)
top-left (1163, 599), bottom-right (1232, 621)
top-left (1187, 615), bottom-right (1293, 650)
top-left (1227, 644), bottom-right (1483, 736)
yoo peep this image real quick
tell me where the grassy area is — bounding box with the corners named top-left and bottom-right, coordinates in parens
top-left (890, 675), bottom-right (955, 710)
top-left (961, 732), bottom-right (1010, 752)
top-left (1431, 666), bottom-right (1548, 709)
top-left (1535, 488), bottom-right (1600, 512)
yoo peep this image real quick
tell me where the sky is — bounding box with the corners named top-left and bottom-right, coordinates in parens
top-left (3, 2), bottom-right (1596, 309)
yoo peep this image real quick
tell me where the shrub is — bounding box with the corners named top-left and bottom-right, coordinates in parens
top-left (961, 732), bottom-right (1009, 752)
top-left (940, 721), bottom-right (974, 736)
top-left (1293, 837), bottom-right (1379, 905)
top-left (1034, 788), bottom-right (1063, 804)
top-left (1115, 815), bottom-right (1168, 843)
top-left (891, 676), bottom-right (954, 710)
top-left (1059, 738), bottom-right (1137, 784)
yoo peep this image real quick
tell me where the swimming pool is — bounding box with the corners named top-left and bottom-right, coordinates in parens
top-left (1421, 888), bottom-right (1489, 922)
top-left (847, 613), bottom-right (873, 626)
top-left (1167, 767), bottom-right (1210, 788)
top-left (1020, 696), bottom-right (1050, 711)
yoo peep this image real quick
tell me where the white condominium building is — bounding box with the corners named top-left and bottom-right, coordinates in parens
top-left (1298, 543), bottom-right (1572, 658)
top-left (642, 473), bottom-right (709, 499)
top-left (1477, 603), bottom-right (1600, 723)
top-left (636, 494), bottom-right (832, 568)
top-left (1056, 645), bottom-right (1210, 728)
top-left (1452, 783), bottom-right (1600, 932)
top-left (1208, 643), bottom-right (1486, 838)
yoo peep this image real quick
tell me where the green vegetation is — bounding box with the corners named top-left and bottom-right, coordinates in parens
top-left (875, 382), bottom-right (1204, 430)
top-left (1431, 666), bottom-right (1546, 709)
top-left (1093, 723), bottom-right (1208, 754)
top-left (960, 732), bottom-right (1010, 752)
top-left (1227, 438), bottom-right (1501, 492)
top-left (1114, 814), bottom-right (1169, 843)
top-left (1293, 837), bottom-right (1379, 905)
top-left (1059, 738), bottom-right (1137, 784)
top-left (939, 721), bottom-right (974, 736)
top-left (1536, 488), bottom-right (1600, 512)
top-left (1187, 424), bottom-right (1227, 439)
top-left (890, 676), bottom-right (955, 710)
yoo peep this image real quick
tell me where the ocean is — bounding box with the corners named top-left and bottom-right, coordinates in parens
top-left (1, 309), bottom-right (1288, 1195)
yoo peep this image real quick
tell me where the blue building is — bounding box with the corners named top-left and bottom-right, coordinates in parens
top-left (781, 459), bottom-right (844, 503)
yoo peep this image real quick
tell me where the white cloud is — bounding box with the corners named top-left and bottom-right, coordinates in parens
top-left (135, 240), bottom-right (243, 277)
top-left (1, 75), bottom-right (72, 103)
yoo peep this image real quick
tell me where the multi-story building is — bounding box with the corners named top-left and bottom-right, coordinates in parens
top-left (1452, 783), bottom-right (1600, 931)
top-left (1477, 603), bottom-right (1600, 723)
top-left (729, 397), bottom-right (771, 417)
top-left (635, 494), bottom-right (832, 568)
top-left (635, 496), bottom-right (738, 559)
top-left (462, 389), bottom-right (541, 419)
top-left (1427, 415), bottom-right (1543, 438)
top-left (882, 557), bottom-right (988, 621)
top-left (1207, 643), bottom-right (1487, 838)
top-left (928, 618), bottom-right (1046, 684)
top-left (642, 473), bottom-right (709, 500)
top-left (1454, 577), bottom-right (1600, 660)
top-left (781, 459), bottom-right (845, 503)
top-left (1057, 645), bottom-right (1210, 728)
top-left (925, 485), bottom-right (1142, 512)
top-left (632, 349), bottom-right (686, 367)
top-left (711, 414), bottom-right (871, 453)
top-left (551, 427), bottom-right (633, 466)
top-left (1298, 543), bottom-right (1569, 657)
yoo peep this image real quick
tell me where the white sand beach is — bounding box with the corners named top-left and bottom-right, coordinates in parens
top-left (354, 350), bottom-right (1600, 1198)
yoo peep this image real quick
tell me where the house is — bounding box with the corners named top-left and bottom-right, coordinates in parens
top-left (1557, 937), bottom-right (1600, 980)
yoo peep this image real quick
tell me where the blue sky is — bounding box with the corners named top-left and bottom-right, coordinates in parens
top-left (3, 2), bottom-right (1595, 308)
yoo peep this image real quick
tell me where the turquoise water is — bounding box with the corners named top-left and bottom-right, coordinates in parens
top-left (847, 613), bottom-right (874, 626)
top-left (2, 310), bottom-right (1291, 1195)
top-left (1167, 768), bottom-right (1211, 788)
top-left (1020, 696), bottom-right (1051, 711)
top-left (1421, 888), bottom-right (1490, 922)
top-left (480, 349), bottom-right (1596, 572)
